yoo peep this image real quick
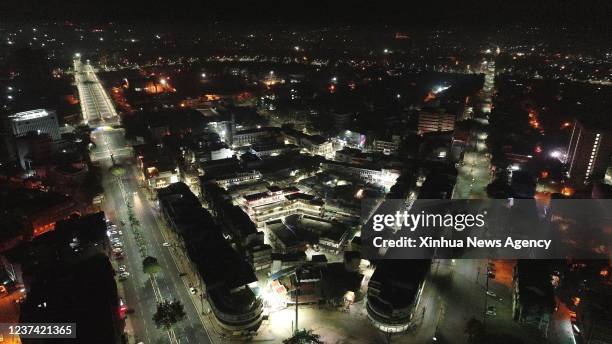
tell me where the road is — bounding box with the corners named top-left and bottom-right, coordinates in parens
top-left (451, 55), bottom-right (494, 200)
top-left (74, 59), bottom-right (118, 125)
top-left (75, 60), bottom-right (216, 344)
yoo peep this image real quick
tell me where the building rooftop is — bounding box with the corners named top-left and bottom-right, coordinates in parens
top-left (20, 254), bottom-right (121, 344)
top-left (368, 260), bottom-right (430, 310)
top-left (158, 183), bottom-right (259, 292)
top-left (9, 109), bottom-right (53, 122)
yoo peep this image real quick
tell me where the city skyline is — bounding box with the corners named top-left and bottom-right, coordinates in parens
top-left (0, 2), bottom-right (610, 344)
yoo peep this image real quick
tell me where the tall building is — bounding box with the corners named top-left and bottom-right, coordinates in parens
top-left (566, 119), bottom-right (612, 186)
top-left (7, 109), bottom-right (60, 140)
top-left (418, 108), bottom-right (456, 134)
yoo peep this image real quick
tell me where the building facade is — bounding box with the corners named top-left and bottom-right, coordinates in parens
top-left (566, 119), bottom-right (612, 186)
top-left (8, 109), bottom-right (61, 140)
top-left (418, 108), bottom-right (455, 135)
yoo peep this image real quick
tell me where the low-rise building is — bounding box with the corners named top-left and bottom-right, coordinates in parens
top-left (282, 128), bottom-right (333, 157)
top-left (157, 183), bottom-right (263, 335)
top-left (247, 244), bottom-right (273, 271)
top-left (371, 136), bottom-right (401, 155)
top-left (335, 147), bottom-right (375, 165)
top-left (251, 143), bottom-right (298, 158)
top-left (215, 170), bottom-right (263, 189)
top-left (366, 260), bottom-right (429, 333)
top-left (321, 161), bottom-right (400, 191)
top-left (135, 144), bottom-right (179, 189)
top-left (232, 127), bottom-right (280, 147)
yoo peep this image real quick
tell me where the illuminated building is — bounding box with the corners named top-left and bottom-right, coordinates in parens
top-left (282, 129), bottom-right (333, 157)
top-left (232, 127), bottom-right (279, 147)
top-left (418, 108), bottom-right (456, 135)
top-left (338, 129), bottom-right (366, 149)
top-left (135, 144), bottom-right (180, 189)
top-left (7, 109), bottom-right (60, 140)
top-left (251, 143), bottom-right (298, 158)
top-left (321, 161), bottom-right (400, 191)
top-left (371, 136), bottom-right (400, 155)
top-left (214, 170), bottom-right (263, 189)
top-left (566, 119), bottom-right (612, 186)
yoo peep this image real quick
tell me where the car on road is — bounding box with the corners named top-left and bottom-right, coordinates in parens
top-left (486, 290), bottom-right (503, 301)
top-left (189, 287), bottom-right (197, 295)
top-left (119, 272), bottom-right (130, 281)
top-left (118, 265), bottom-right (127, 272)
top-left (108, 230), bottom-right (119, 236)
top-left (113, 247), bottom-right (123, 254)
top-left (113, 242), bottom-right (124, 248)
top-left (485, 306), bottom-right (496, 317)
top-left (162, 242), bottom-right (171, 247)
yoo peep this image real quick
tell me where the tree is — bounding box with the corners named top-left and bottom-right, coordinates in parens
top-left (109, 164), bottom-right (126, 177)
top-left (464, 317), bottom-right (484, 343)
top-left (153, 300), bottom-right (186, 330)
top-left (83, 166), bottom-right (104, 199)
top-left (142, 256), bottom-right (161, 276)
top-left (283, 329), bottom-right (324, 344)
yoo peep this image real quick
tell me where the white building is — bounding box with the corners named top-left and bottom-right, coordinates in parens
top-left (321, 161), bottom-right (400, 191)
top-left (8, 109), bottom-right (60, 140)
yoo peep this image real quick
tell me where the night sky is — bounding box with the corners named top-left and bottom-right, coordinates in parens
top-left (1, 0), bottom-right (610, 28)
